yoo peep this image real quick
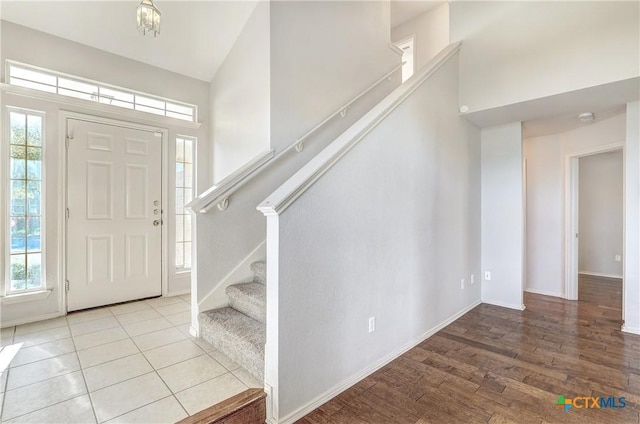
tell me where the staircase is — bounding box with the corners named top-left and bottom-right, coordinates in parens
top-left (198, 261), bottom-right (266, 381)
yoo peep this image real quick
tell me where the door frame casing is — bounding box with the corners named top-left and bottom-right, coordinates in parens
top-left (564, 142), bottom-right (624, 312)
top-left (59, 111), bottom-right (169, 313)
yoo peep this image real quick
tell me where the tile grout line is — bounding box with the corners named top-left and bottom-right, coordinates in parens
top-left (69, 314), bottom-right (106, 424)
top-left (2, 393), bottom-right (90, 423)
top-left (102, 394), bottom-right (188, 423)
top-left (138, 347), bottom-right (193, 418)
top-left (0, 344), bottom-right (12, 422)
top-left (8, 337), bottom-right (77, 369)
top-left (78, 332), bottom-right (221, 403)
top-left (3, 319), bottom-right (89, 423)
top-left (3, 295), bottom-right (256, 423)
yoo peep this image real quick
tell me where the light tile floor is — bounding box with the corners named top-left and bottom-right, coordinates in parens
top-left (0, 294), bottom-right (262, 423)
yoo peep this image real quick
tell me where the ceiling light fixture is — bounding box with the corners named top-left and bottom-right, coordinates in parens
top-left (137, 0), bottom-right (161, 38)
top-left (578, 112), bottom-right (595, 123)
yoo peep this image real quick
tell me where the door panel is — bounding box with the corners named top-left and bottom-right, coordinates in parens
top-left (67, 118), bottom-right (162, 311)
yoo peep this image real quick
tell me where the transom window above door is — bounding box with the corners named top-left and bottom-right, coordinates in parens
top-left (6, 60), bottom-right (198, 123)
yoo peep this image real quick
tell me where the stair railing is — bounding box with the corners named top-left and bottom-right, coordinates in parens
top-left (187, 62), bottom-right (405, 214)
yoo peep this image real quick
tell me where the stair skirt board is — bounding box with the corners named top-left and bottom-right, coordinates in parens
top-left (198, 242), bottom-right (266, 313)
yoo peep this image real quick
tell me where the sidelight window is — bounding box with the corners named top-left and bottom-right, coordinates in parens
top-left (175, 136), bottom-right (195, 271)
top-left (6, 108), bottom-right (45, 293)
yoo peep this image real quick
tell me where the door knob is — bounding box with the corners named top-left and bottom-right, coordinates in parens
top-left (153, 220), bottom-right (161, 226)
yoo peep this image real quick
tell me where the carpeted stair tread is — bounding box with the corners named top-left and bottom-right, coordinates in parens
top-left (198, 307), bottom-right (265, 380)
top-left (226, 282), bottom-right (266, 324)
top-left (251, 261), bottom-right (266, 284)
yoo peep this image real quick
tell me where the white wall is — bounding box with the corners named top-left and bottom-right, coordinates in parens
top-left (481, 123), bottom-right (524, 309)
top-left (270, 1), bottom-right (400, 152)
top-left (578, 150), bottom-right (623, 277)
top-left (265, 54), bottom-right (481, 421)
top-left (0, 22), bottom-right (209, 326)
top-left (210, 2), bottom-right (270, 183)
top-left (524, 114), bottom-right (626, 298)
top-left (450, 1), bottom-right (640, 113)
top-left (196, 1), bottom-right (401, 316)
top-left (624, 101), bottom-right (640, 333)
top-left (391, 2), bottom-right (449, 72)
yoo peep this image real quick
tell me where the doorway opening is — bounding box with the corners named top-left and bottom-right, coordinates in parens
top-left (565, 145), bottom-right (624, 321)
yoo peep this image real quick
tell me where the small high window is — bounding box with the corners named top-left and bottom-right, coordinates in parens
top-left (396, 37), bottom-right (415, 83)
top-left (7, 108), bottom-right (45, 293)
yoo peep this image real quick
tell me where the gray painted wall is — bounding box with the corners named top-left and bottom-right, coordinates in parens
top-left (210, 2), bottom-right (271, 183)
top-left (196, 1), bottom-right (401, 312)
top-left (624, 100), bottom-right (640, 333)
top-left (481, 123), bottom-right (524, 309)
top-left (271, 55), bottom-right (481, 419)
top-left (579, 150), bottom-right (623, 277)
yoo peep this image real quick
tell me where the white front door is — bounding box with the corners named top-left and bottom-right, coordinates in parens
top-left (66, 118), bottom-right (163, 311)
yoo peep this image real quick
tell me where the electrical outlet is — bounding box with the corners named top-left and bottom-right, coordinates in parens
top-left (471, 274), bottom-right (475, 285)
top-left (485, 271), bottom-right (491, 281)
top-left (461, 278), bottom-right (465, 290)
top-left (615, 255), bottom-right (622, 262)
top-left (368, 317), bottom-right (375, 333)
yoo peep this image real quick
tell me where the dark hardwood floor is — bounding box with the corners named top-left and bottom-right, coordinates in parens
top-left (299, 276), bottom-right (639, 424)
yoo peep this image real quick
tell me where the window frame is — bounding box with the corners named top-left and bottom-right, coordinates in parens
top-left (4, 106), bottom-right (46, 295)
top-left (396, 36), bottom-right (416, 83)
top-left (6, 60), bottom-right (198, 123)
top-left (175, 135), bottom-right (196, 272)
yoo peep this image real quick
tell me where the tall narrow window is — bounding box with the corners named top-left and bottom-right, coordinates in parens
top-left (7, 109), bottom-right (44, 292)
top-left (396, 37), bottom-right (415, 83)
top-left (175, 136), bottom-right (195, 271)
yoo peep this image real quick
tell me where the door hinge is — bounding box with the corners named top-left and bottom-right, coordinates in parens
top-left (65, 208), bottom-right (70, 221)
top-left (65, 280), bottom-right (70, 292)
top-left (65, 134), bottom-right (74, 149)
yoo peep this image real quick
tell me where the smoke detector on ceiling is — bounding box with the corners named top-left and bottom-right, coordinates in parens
top-left (578, 112), bottom-right (595, 122)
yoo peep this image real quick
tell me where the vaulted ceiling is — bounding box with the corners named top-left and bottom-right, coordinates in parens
top-left (1, 1), bottom-right (443, 82)
top-left (0, 1), bottom-right (258, 82)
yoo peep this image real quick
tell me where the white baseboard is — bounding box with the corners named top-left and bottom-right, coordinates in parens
top-left (166, 288), bottom-right (191, 297)
top-left (482, 299), bottom-right (526, 311)
top-left (275, 299), bottom-right (482, 424)
top-left (1, 311), bottom-right (65, 328)
top-left (578, 271), bottom-right (623, 279)
top-left (197, 241), bottom-right (265, 313)
top-left (524, 288), bottom-right (563, 298)
top-left (621, 325), bottom-right (640, 335)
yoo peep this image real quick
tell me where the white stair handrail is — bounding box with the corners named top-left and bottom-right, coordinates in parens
top-left (258, 42), bottom-right (462, 216)
top-left (186, 62), bottom-right (404, 214)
